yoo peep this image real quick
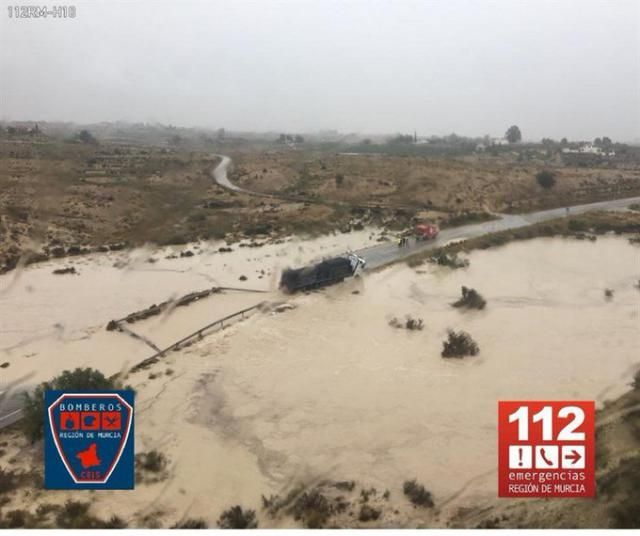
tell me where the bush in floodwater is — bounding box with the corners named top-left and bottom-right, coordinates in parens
top-left (403, 479), bottom-right (434, 508)
top-left (217, 506), bottom-right (258, 529)
top-left (21, 368), bottom-right (118, 443)
top-left (441, 329), bottom-right (479, 358)
top-left (389, 316), bottom-right (424, 331)
top-left (429, 251), bottom-right (469, 269)
top-left (452, 286), bottom-right (486, 310)
top-left (136, 450), bottom-right (167, 473)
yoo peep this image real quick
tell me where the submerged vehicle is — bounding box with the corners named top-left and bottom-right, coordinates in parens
top-left (280, 253), bottom-right (366, 293)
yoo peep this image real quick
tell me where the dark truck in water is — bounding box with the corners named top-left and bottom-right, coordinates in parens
top-left (280, 253), bottom-right (366, 293)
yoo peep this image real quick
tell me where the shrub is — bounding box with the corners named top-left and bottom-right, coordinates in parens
top-left (0, 469), bottom-right (17, 494)
top-left (358, 504), bottom-right (381, 522)
top-left (452, 286), bottom-right (486, 310)
top-left (360, 487), bottom-right (377, 502)
top-left (172, 518), bottom-right (208, 529)
top-left (290, 490), bottom-right (332, 528)
top-left (535, 170), bottom-right (556, 189)
top-left (21, 368), bottom-right (119, 443)
top-left (429, 251), bottom-right (469, 269)
top-left (333, 480), bottom-right (355, 491)
top-left (633, 370), bottom-right (640, 390)
top-left (441, 330), bottom-right (479, 358)
top-left (610, 498), bottom-right (640, 528)
top-left (403, 479), bottom-right (434, 507)
top-left (55, 501), bottom-right (98, 528)
top-left (389, 316), bottom-right (424, 331)
top-left (100, 515), bottom-right (128, 528)
top-left (35, 503), bottom-right (59, 520)
top-left (136, 450), bottom-right (167, 473)
top-left (568, 219), bottom-right (588, 232)
top-left (3, 509), bottom-right (28, 528)
top-left (217, 506), bottom-right (258, 529)
top-left (600, 456), bottom-right (640, 527)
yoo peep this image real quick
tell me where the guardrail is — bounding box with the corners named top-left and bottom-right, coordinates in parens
top-left (129, 302), bottom-right (265, 373)
top-left (0, 301), bottom-right (267, 431)
top-left (107, 285), bottom-right (268, 329)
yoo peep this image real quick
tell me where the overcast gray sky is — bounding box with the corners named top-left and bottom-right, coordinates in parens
top-left (1, 0), bottom-right (639, 140)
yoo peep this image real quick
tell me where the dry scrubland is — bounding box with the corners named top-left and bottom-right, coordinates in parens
top-left (232, 150), bottom-right (640, 214)
top-left (0, 138), bottom-right (354, 272)
top-left (2, 139), bottom-right (424, 275)
top-left (3, 134), bottom-right (640, 273)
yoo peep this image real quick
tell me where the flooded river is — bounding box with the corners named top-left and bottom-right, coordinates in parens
top-left (188, 236), bottom-right (638, 516)
top-left (1, 233), bottom-right (638, 525)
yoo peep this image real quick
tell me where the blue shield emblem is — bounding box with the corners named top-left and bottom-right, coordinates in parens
top-left (44, 391), bottom-right (134, 489)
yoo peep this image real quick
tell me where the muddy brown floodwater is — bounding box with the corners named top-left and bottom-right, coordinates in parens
top-left (2, 234), bottom-right (639, 527)
top-left (168, 235), bottom-right (638, 524)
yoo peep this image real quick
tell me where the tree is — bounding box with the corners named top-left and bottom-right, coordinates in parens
top-left (77, 130), bottom-right (97, 144)
top-left (505, 125), bottom-right (522, 144)
top-left (535, 170), bottom-right (556, 189)
top-left (602, 136), bottom-right (613, 149)
top-left (22, 368), bottom-right (120, 443)
top-left (217, 506), bottom-right (258, 529)
top-left (294, 134), bottom-right (305, 143)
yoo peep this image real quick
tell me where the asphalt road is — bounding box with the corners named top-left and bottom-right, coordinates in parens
top-left (212, 154), bottom-right (640, 269)
top-left (2, 159), bottom-right (638, 430)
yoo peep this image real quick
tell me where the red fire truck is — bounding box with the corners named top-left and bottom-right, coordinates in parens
top-left (414, 223), bottom-right (439, 241)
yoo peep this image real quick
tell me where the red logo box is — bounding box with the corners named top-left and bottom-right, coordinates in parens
top-left (80, 411), bottom-right (101, 431)
top-left (60, 412), bottom-right (80, 431)
top-left (101, 411), bottom-right (122, 430)
top-left (498, 401), bottom-right (595, 498)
